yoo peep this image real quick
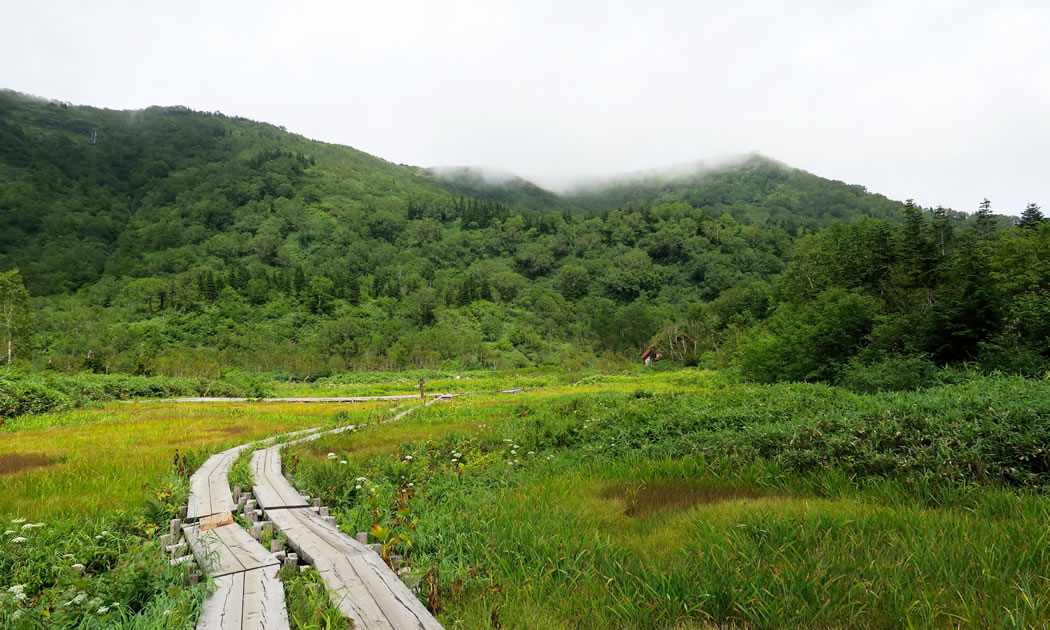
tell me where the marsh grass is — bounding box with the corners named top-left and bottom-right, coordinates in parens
top-left (0, 401), bottom-right (394, 517)
top-left (287, 371), bottom-right (1050, 629)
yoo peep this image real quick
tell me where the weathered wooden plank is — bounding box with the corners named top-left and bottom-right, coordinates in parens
top-left (187, 428), bottom-right (323, 520)
top-left (196, 571), bottom-right (243, 629)
top-left (184, 523), bottom-right (280, 578)
top-left (242, 564), bottom-right (290, 630)
top-left (251, 447), bottom-right (309, 510)
top-left (187, 446), bottom-right (243, 519)
top-left (267, 507), bottom-right (441, 630)
top-left (196, 565), bottom-right (289, 630)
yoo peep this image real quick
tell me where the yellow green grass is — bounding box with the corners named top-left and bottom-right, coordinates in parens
top-left (0, 400), bottom-right (396, 518)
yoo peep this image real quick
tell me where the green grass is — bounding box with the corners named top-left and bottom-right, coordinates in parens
top-left (0, 472), bottom-right (208, 629)
top-left (7, 367), bottom-right (1050, 628)
top-left (280, 567), bottom-right (354, 630)
top-left (284, 370), bottom-right (1050, 629)
top-left (0, 396), bottom-right (398, 628)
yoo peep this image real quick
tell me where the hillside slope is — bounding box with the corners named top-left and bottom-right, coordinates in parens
top-left (4, 89), bottom-right (1033, 381)
top-left (0, 89), bottom-right (456, 294)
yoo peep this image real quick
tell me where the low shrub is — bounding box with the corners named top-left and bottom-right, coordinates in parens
top-left (0, 372), bottom-right (249, 422)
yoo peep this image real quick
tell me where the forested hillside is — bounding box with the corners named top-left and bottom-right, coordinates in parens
top-left (1, 89), bottom-right (1044, 385)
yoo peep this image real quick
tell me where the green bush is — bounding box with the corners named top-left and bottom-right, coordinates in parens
top-left (837, 354), bottom-right (943, 393)
top-left (0, 372), bottom-right (249, 421)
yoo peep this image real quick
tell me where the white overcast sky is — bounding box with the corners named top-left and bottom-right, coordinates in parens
top-left (3, 0), bottom-right (1048, 214)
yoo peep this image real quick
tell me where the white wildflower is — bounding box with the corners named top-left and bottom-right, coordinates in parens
top-left (11, 610), bottom-right (23, 621)
top-left (14, 592), bottom-right (27, 601)
top-left (527, 451), bottom-right (535, 455)
top-left (72, 593), bottom-right (87, 605)
top-left (2, 530), bottom-right (14, 535)
top-left (95, 535), bottom-right (102, 539)
top-left (162, 609), bottom-right (172, 615)
top-left (453, 452), bottom-right (462, 458)
top-left (327, 452), bottom-right (336, 458)
top-left (8, 585), bottom-right (25, 594)
top-left (451, 458), bottom-right (458, 463)
top-left (63, 553), bottom-right (74, 558)
top-left (369, 488), bottom-right (376, 494)
top-left (11, 536), bottom-right (26, 543)
top-left (98, 606), bottom-right (109, 614)
top-left (340, 460), bottom-right (348, 465)
top-left (355, 485), bottom-right (362, 490)
top-left (21, 523), bottom-right (44, 530)
top-left (502, 439), bottom-right (511, 442)
top-left (100, 530), bottom-right (109, 536)
top-left (510, 450), bottom-right (517, 455)
top-left (408, 483), bottom-right (414, 487)
top-left (71, 563), bottom-right (85, 571)
top-left (11, 518), bottom-right (26, 524)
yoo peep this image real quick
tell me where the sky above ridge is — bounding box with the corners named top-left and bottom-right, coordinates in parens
top-left (3, 0), bottom-right (1048, 215)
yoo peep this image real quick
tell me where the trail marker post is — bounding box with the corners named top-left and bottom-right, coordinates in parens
top-left (419, 378), bottom-right (425, 400)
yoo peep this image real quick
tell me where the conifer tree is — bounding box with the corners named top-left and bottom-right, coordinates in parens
top-left (1018, 202), bottom-right (1045, 229)
top-left (931, 206), bottom-right (954, 257)
top-left (975, 198), bottom-right (996, 241)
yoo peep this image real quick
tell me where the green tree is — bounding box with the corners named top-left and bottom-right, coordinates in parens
top-left (305, 276), bottom-right (335, 315)
top-left (921, 234), bottom-right (1001, 363)
top-left (975, 198), bottom-right (996, 241)
top-left (0, 269), bottom-right (30, 365)
top-left (1018, 203), bottom-right (1045, 229)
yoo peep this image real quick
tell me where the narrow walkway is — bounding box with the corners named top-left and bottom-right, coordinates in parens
top-left (187, 428), bottom-right (318, 520)
top-left (130, 393), bottom-right (479, 404)
top-left (182, 395), bottom-right (488, 629)
top-left (250, 436), bottom-right (442, 629)
top-left (183, 431), bottom-right (322, 629)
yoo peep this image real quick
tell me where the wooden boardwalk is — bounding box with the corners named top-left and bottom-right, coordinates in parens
top-left (184, 437), bottom-right (299, 629)
top-left (187, 428), bottom-right (320, 519)
top-left (180, 399), bottom-right (458, 629)
top-left (126, 390), bottom-right (497, 404)
top-left (187, 445), bottom-right (245, 519)
top-left (196, 565), bottom-right (287, 630)
top-left (267, 507), bottom-right (441, 630)
top-left (184, 522), bottom-right (281, 577)
top-left (253, 443), bottom-right (442, 630)
top-left (250, 446), bottom-right (310, 510)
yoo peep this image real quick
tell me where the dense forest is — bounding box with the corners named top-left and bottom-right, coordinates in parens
top-left (0, 89), bottom-right (1045, 386)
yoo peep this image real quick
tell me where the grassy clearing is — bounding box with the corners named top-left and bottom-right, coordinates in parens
top-left (1, 393), bottom-right (397, 628)
top-left (0, 401), bottom-right (396, 518)
top-left (268, 366), bottom-right (660, 397)
top-left (286, 370), bottom-right (1050, 629)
